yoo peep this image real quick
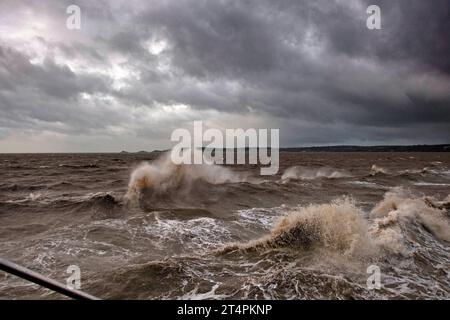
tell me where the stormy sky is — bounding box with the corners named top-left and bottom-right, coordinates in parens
top-left (0, 0), bottom-right (449, 152)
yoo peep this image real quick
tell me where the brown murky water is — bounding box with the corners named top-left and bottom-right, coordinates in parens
top-left (0, 152), bottom-right (449, 299)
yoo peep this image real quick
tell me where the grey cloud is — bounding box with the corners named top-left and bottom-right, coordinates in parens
top-left (0, 46), bottom-right (110, 99)
top-left (0, 0), bottom-right (449, 152)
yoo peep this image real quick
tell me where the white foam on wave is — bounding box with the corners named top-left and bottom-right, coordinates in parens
top-left (281, 166), bottom-right (351, 181)
top-left (125, 151), bottom-right (247, 203)
top-left (370, 164), bottom-right (388, 175)
top-left (180, 283), bottom-right (229, 300)
top-left (413, 182), bottom-right (450, 187)
top-left (220, 189), bottom-right (450, 258)
top-left (347, 181), bottom-right (384, 189)
top-left (234, 207), bottom-right (287, 230)
top-left (144, 216), bottom-right (234, 251)
top-left (371, 188), bottom-right (450, 246)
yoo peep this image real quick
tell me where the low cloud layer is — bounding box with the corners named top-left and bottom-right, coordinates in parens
top-left (0, 0), bottom-right (449, 152)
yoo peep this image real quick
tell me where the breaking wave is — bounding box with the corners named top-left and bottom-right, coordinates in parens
top-left (125, 151), bottom-right (247, 205)
top-left (281, 166), bottom-right (350, 181)
top-left (369, 165), bottom-right (450, 178)
top-left (220, 198), bottom-right (376, 256)
top-left (370, 164), bottom-right (388, 176)
top-left (219, 189), bottom-right (450, 258)
top-left (371, 188), bottom-right (450, 244)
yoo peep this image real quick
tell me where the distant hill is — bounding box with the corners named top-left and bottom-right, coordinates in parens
top-left (204, 144), bottom-right (450, 152)
top-left (279, 144), bottom-right (450, 152)
top-left (120, 145), bottom-right (450, 154)
top-left (119, 150), bottom-right (166, 154)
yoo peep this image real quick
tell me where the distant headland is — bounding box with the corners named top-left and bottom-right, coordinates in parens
top-left (119, 144), bottom-right (450, 154)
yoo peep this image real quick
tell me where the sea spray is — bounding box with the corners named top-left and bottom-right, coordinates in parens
top-left (371, 188), bottom-right (450, 243)
top-left (219, 190), bottom-right (450, 258)
top-left (370, 164), bottom-right (388, 176)
top-left (125, 151), bottom-right (247, 204)
top-left (220, 197), bottom-right (377, 257)
top-left (281, 166), bottom-right (351, 181)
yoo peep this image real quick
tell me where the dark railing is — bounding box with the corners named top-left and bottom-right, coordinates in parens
top-left (0, 257), bottom-right (99, 300)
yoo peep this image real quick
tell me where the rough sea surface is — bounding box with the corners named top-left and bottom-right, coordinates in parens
top-left (0, 152), bottom-right (449, 299)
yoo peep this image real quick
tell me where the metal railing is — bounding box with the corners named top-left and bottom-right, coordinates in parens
top-left (0, 257), bottom-right (99, 300)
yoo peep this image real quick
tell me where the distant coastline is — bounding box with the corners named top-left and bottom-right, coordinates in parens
top-left (2, 144), bottom-right (449, 154)
top-left (121, 144), bottom-right (450, 154)
top-left (278, 144), bottom-right (450, 152)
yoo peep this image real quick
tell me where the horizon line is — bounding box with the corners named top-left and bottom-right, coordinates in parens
top-left (1, 143), bottom-right (449, 154)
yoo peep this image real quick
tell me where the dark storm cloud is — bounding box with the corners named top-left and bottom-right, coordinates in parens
top-left (112, 0), bottom-right (450, 126)
top-left (0, 46), bottom-right (109, 99)
top-left (0, 45), bottom-right (115, 131)
top-left (0, 0), bottom-right (449, 151)
top-left (374, 0), bottom-right (450, 73)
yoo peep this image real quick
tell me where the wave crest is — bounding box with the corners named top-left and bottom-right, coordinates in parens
top-left (125, 151), bottom-right (246, 204)
top-left (281, 166), bottom-right (350, 181)
top-left (220, 189), bottom-right (450, 257)
top-left (371, 189), bottom-right (450, 244)
top-left (370, 164), bottom-right (388, 176)
top-left (220, 198), bottom-right (375, 257)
